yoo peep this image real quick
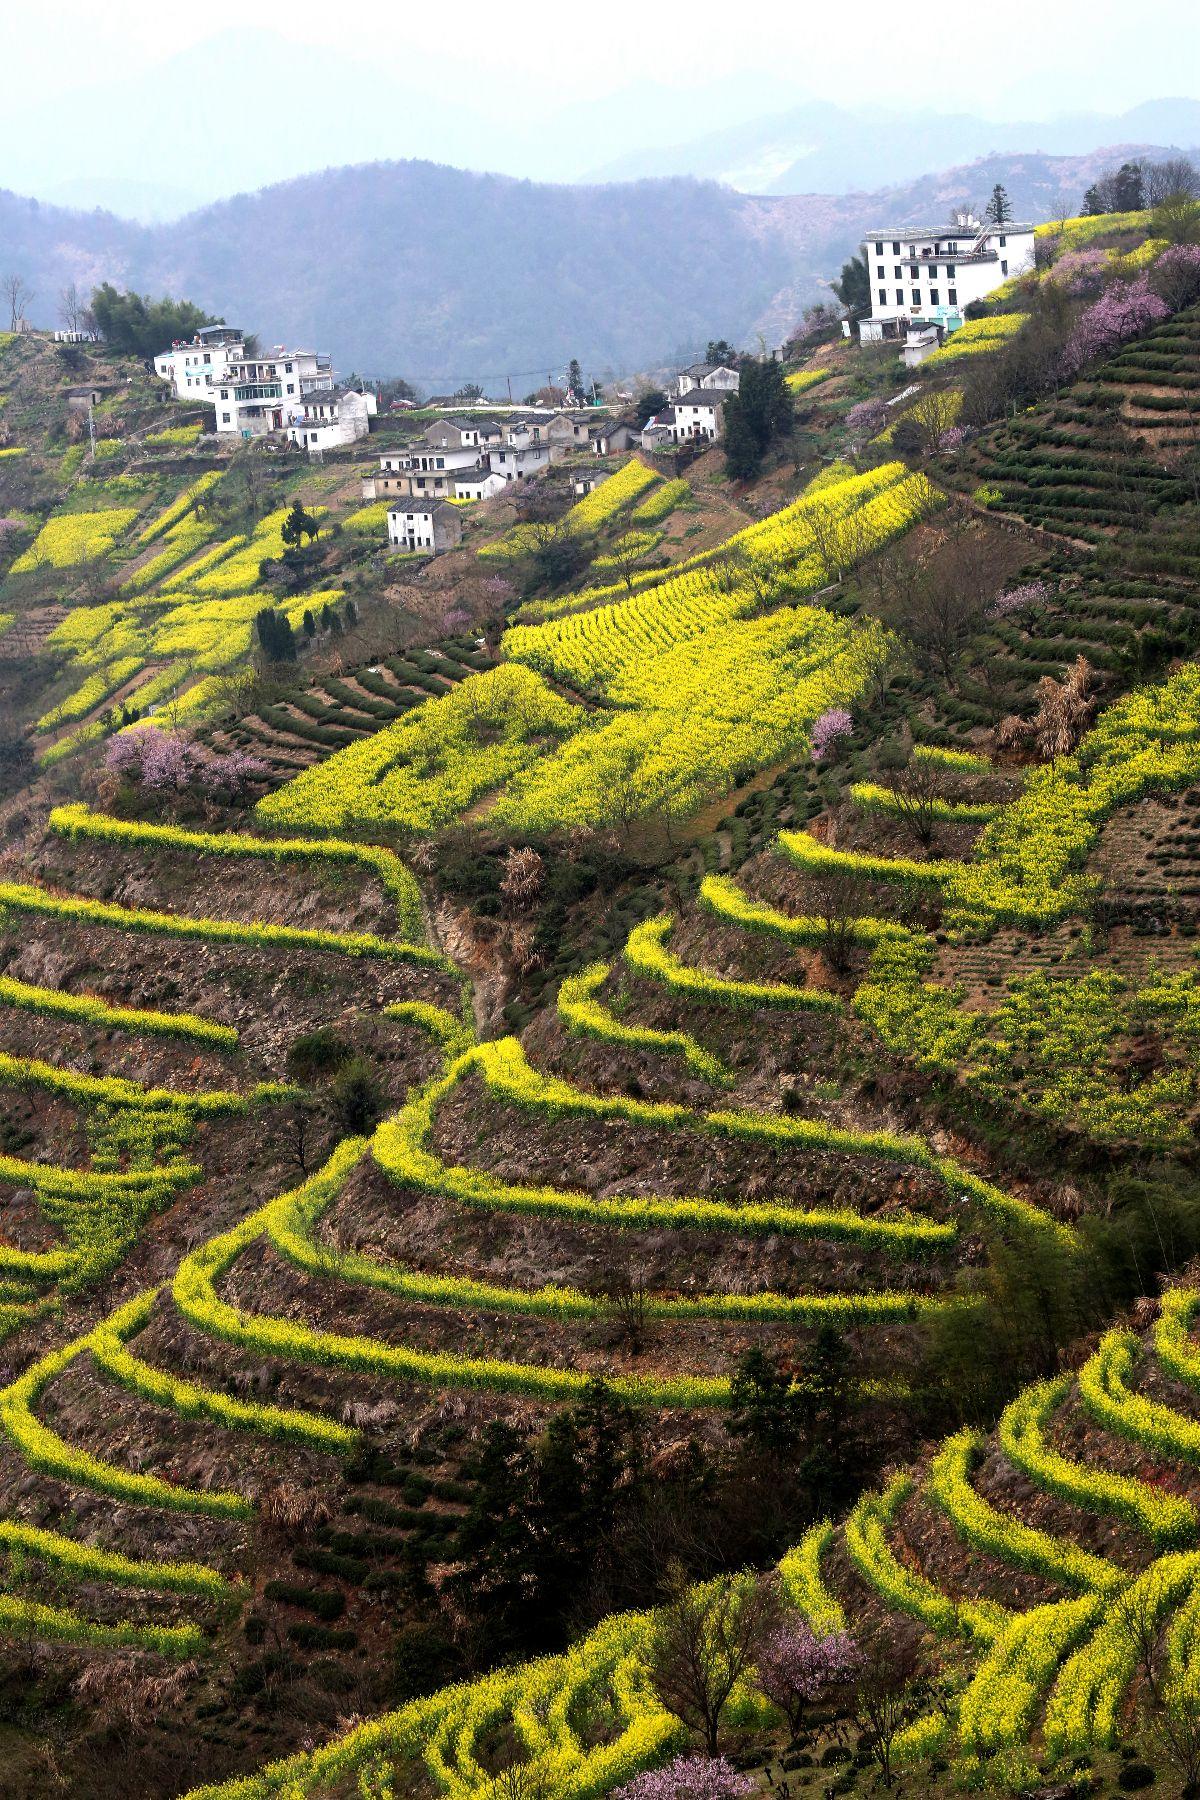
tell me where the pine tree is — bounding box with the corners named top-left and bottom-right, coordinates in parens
top-left (254, 607), bottom-right (296, 662)
top-left (985, 184), bottom-right (1012, 226)
top-left (722, 394), bottom-right (762, 481)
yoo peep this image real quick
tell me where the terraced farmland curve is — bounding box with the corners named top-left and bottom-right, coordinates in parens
top-left (169, 1280), bottom-right (1200, 1799)
top-left (0, 802), bottom-right (1071, 1731)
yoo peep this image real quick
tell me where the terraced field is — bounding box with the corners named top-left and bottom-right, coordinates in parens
top-left (166, 1280), bottom-right (1200, 1800)
top-left (0, 783), bottom-right (1089, 1792)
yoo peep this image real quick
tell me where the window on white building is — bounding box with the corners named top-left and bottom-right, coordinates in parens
top-left (946, 263), bottom-right (956, 277)
top-left (999, 236), bottom-right (1006, 248)
top-left (1001, 260), bottom-right (1008, 275)
top-left (875, 240), bottom-right (883, 254)
top-left (948, 289), bottom-right (958, 305)
top-left (876, 266), bottom-right (884, 278)
top-left (911, 290), bottom-right (921, 306)
top-left (909, 265), bottom-right (918, 278)
top-left (895, 289), bottom-right (904, 305)
top-left (878, 289), bottom-right (887, 304)
top-left (222, 412), bottom-right (231, 423)
top-left (930, 289), bottom-right (940, 305)
top-left (892, 240), bottom-right (900, 255)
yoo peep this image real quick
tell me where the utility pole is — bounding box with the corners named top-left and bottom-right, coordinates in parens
top-left (87, 401), bottom-right (96, 464)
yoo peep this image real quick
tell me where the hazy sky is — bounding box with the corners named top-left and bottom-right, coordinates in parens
top-left (21, 0), bottom-right (1200, 114)
top-left (4, 0), bottom-right (1199, 220)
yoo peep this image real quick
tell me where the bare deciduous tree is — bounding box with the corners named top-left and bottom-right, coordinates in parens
top-left (853, 1629), bottom-right (927, 1790)
top-left (998, 656), bottom-right (1097, 760)
top-left (57, 282), bottom-right (85, 335)
top-left (2, 273), bottom-right (34, 333)
top-left (875, 752), bottom-right (944, 849)
top-left (649, 1566), bottom-right (779, 1755)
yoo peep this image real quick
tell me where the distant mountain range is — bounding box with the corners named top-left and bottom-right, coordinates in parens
top-left (586, 97), bottom-right (1200, 194)
top-left (3, 30), bottom-right (1198, 224)
top-left (1, 139), bottom-right (1192, 389)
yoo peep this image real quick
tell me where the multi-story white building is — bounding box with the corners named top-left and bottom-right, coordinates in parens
top-left (859, 214), bottom-right (1035, 339)
top-left (212, 347), bottom-right (335, 437)
top-left (285, 387), bottom-right (377, 455)
top-left (153, 325), bottom-right (245, 399)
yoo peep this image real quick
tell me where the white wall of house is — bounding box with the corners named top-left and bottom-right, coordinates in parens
top-left (213, 349), bottom-right (334, 436)
top-left (453, 471), bottom-right (507, 501)
top-left (863, 222), bottom-right (1035, 326)
top-left (671, 394), bottom-right (725, 441)
top-left (153, 336), bottom-right (245, 400)
top-left (386, 505), bottom-right (462, 552)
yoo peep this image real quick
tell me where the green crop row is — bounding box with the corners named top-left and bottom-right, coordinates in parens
top-left (845, 1474), bottom-right (1007, 1645)
top-left (1079, 1329), bottom-right (1200, 1466)
top-left (49, 803), bottom-right (426, 946)
top-left (0, 972), bottom-right (236, 1048)
top-left (91, 1289), bottom-right (356, 1454)
top-left (623, 912), bottom-right (842, 1010)
top-left (557, 961), bottom-right (732, 1084)
top-left (0, 877), bottom-right (443, 967)
top-left (0, 1515), bottom-right (231, 1599)
top-left (374, 1051), bottom-right (959, 1251)
top-left (272, 1130), bottom-right (945, 1323)
top-left (850, 781), bottom-right (999, 823)
top-left (0, 1592), bottom-right (208, 1659)
top-left (998, 1374), bottom-right (1197, 1547)
top-left (1043, 1554), bottom-right (1200, 1759)
top-left (0, 1328), bottom-right (252, 1518)
top-left (0, 1049), bottom-right (287, 1117)
top-left (170, 1144), bottom-right (734, 1410)
top-left (927, 1429), bottom-right (1123, 1592)
top-left (698, 874), bottom-right (908, 947)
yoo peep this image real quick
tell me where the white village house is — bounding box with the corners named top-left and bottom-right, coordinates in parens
top-left (859, 213), bottom-right (1035, 340)
top-left (362, 413), bottom-right (571, 505)
top-left (386, 498), bottom-right (464, 554)
top-left (211, 347), bottom-right (336, 437)
top-left (153, 325), bottom-right (246, 399)
top-left (285, 387), bottom-right (378, 454)
top-left (673, 362), bottom-right (740, 397)
top-left (670, 389), bottom-right (728, 443)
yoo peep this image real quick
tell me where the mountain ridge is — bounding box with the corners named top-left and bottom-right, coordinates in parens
top-left (1, 139), bottom-right (1190, 385)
